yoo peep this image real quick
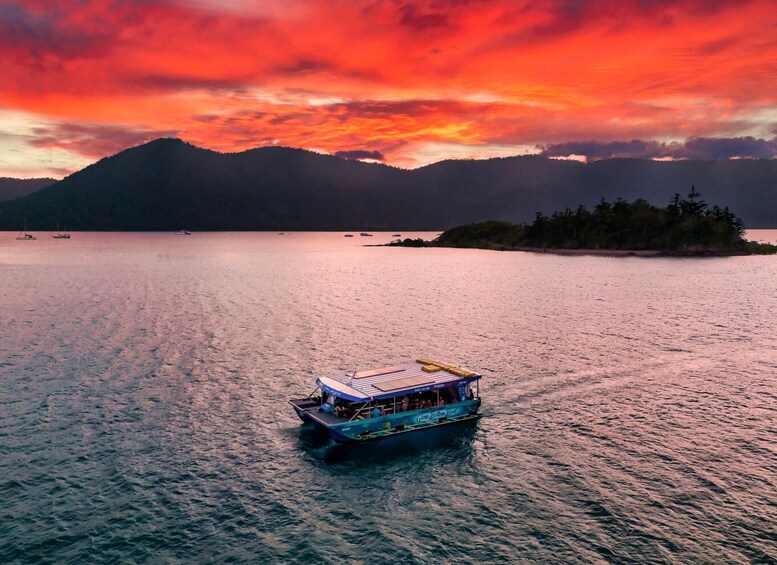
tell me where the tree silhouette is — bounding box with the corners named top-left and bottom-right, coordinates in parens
top-left (681, 185), bottom-right (707, 216)
top-left (430, 190), bottom-right (755, 252)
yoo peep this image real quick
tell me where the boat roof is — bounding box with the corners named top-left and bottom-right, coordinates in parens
top-left (315, 359), bottom-right (482, 402)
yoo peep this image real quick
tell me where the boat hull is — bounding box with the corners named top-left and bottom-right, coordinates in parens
top-left (298, 399), bottom-right (482, 443)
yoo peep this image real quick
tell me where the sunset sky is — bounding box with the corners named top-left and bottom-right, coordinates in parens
top-left (2, 0), bottom-right (777, 178)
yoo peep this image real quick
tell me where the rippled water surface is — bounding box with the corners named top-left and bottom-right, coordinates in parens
top-left (1, 232), bottom-right (776, 564)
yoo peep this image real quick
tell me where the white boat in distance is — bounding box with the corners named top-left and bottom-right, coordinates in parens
top-left (175, 229), bottom-right (192, 235)
top-left (52, 223), bottom-right (70, 239)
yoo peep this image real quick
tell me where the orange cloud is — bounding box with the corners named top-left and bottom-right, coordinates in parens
top-left (1, 0), bottom-right (777, 176)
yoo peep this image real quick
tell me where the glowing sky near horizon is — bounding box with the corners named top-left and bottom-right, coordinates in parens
top-left (1, 0), bottom-right (777, 178)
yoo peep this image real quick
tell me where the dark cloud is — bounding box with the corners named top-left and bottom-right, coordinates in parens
top-left (334, 99), bottom-right (473, 118)
top-left (334, 149), bottom-right (385, 161)
top-left (682, 137), bottom-right (777, 159)
top-left (274, 58), bottom-right (334, 75)
top-left (539, 136), bottom-right (777, 161)
top-left (0, 3), bottom-right (111, 62)
top-left (268, 113), bottom-right (309, 126)
top-left (498, 0), bottom-right (740, 45)
top-left (132, 74), bottom-right (247, 91)
top-left (398, 4), bottom-right (448, 31)
top-left (694, 35), bottom-right (742, 56)
top-left (29, 122), bottom-right (177, 158)
top-left (271, 58), bottom-right (381, 82)
top-left (540, 139), bottom-right (669, 160)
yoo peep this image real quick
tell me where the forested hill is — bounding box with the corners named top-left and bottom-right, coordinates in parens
top-left (0, 138), bottom-right (776, 230)
top-left (418, 190), bottom-right (777, 255)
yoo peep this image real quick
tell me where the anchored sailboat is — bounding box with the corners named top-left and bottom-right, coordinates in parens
top-left (52, 223), bottom-right (71, 239)
top-left (16, 218), bottom-right (36, 240)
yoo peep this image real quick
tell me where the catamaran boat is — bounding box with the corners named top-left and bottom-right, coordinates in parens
top-left (289, 359), bottom-right (482, 443)
top-left (52, 223), bottom-right (70, 239)
top-left (359, 232), bottom-right (373, 237)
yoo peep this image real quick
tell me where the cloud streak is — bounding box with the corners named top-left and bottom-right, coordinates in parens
top-left (334, 149), bottom-right (385, 161)
top-left (29, 122), bottom-right (178, 159)
top-left (540, 137), bottom-right (777, 161)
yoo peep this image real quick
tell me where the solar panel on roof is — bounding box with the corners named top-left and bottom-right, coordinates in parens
top-left (373, 375), bottom-right (434, 392)
top-left (353, 366), bottom-right (404, 379)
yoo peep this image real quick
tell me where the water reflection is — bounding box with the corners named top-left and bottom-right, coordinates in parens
top-left (1, 232), bottom-right (776, 563)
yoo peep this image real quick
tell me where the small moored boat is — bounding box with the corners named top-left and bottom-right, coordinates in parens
top-left (289, 358), bottom-right (482, 443)
top-left (52, 223), bottom-right (70, 239)
top-left (16, 217), bottom-right (36, 240)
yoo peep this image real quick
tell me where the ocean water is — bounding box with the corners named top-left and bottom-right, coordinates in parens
top-left (1, 231), bottom-right (776, 564)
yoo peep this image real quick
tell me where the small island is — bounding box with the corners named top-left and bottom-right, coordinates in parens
top-left (390, 187), bottom-right (777, 256)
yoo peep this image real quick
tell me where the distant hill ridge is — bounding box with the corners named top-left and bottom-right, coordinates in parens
top-left (0, 177), bottom-right (57, 203)
top-left (0, 138), bottom-right (775, 230)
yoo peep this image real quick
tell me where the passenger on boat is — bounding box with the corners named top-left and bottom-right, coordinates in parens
top-left (371, 405), bottom-right (381, 418)
top-left (401, 396), bottom-right (409, 412)
top-left (438, 398), bottom-right (445, 406)
top-left (468, 389), bottom-right (475, 400)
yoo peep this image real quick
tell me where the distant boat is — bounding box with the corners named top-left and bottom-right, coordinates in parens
top-left (360, 232), bottom-right (373, 237)
top-left (175, 229), bottom-right (191, 235)
top-left (392, 234), bottom-right (401, 237)
top-left (344, 234), bottom-right (354, 237)
top-left (278, 232), bottom-right (285, 235)
top-left (16, 218), bottom-right (36, 240)
top-left (52, 223), bottom-right (70, 239)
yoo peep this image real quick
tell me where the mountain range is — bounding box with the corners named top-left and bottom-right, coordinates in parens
top-left (0, 138), bottom-right (775, 230)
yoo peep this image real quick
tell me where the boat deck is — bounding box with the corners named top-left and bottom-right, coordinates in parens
top-left (289, 398), bottom-right (349, 425)
top-left (306, 408), bottom-right (345, 426)
top-left (318, 359), bottom-right (481, 401)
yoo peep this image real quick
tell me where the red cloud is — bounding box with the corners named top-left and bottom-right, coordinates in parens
top-left (0, 0), bottom-right (776, 174)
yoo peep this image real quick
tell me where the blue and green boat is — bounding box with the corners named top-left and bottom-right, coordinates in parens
top-left (289, 358), bottom-right (482, 443)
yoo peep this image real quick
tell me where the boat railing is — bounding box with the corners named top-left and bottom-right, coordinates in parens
top-left (348, 401), bottom-right (371, 422)
top-left (345, 397), bottom-right (466, 422)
